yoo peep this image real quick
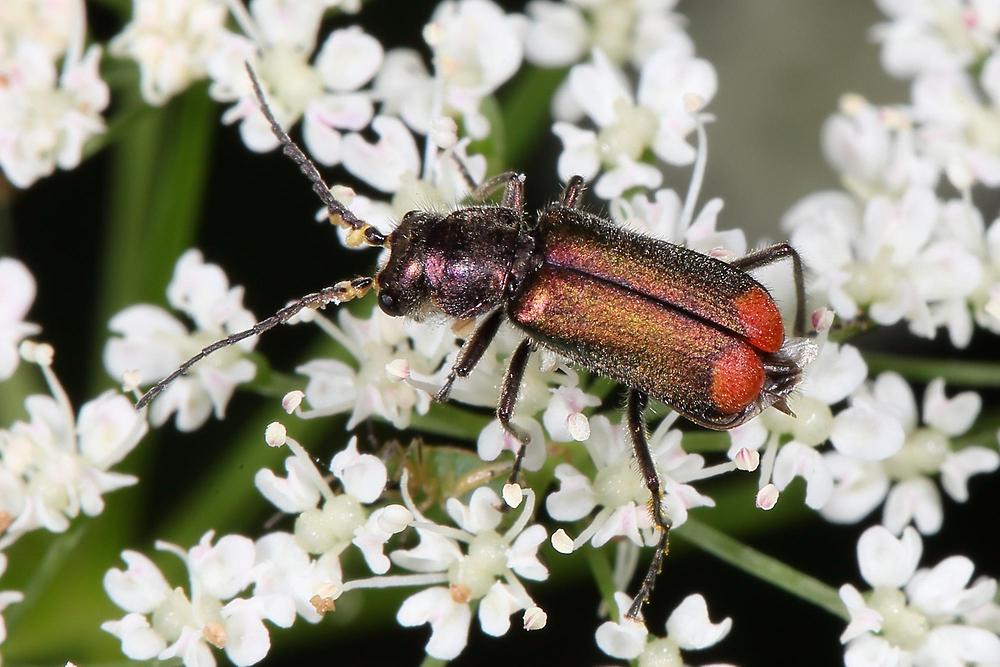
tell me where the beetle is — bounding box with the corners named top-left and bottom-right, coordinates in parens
top-left (136, 65), bottom-right (815, 620)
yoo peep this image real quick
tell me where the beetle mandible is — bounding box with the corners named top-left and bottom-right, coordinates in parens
top-left (136, 65), bottom-right (816, 620)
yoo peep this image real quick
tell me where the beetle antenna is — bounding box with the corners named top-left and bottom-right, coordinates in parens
top-left (244, 63), bottom-right (387, 248)
top-left (135, 277), bottom-right (374, 410)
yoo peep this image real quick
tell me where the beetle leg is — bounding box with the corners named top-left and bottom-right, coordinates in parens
top-left (497, 338), bottom-right (534, 483)
top-left (561, 175), bottom-right (586, 208)
top-left (436, 309), bottom-right (505, 402)
top-left (136, 276), bottom-right (374, 410)
top-left (625, 388), bottom-right (672, 620)
top-left (730, 243), bottom-right (806, 337)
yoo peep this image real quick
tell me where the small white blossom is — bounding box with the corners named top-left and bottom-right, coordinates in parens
top-left (553, 47), bottom-right (716, 199)
top-left (521, 0), bottom-right (693, 70)
top-left (103, 532), bottom-right (292, 667)
top-left (0, 350), bottom-right (146, 548)
top-left (104, 249), bottom-right (257, 431)
top-left (822, 373), bottom-right (996, 535)
top-left (255, 433), bottom-right (407, 580)
top-left (206, 0), bottom-right (381, 163)
top-left (110, 0), bottom-right (229, 105)
top-left (0, 32), bottom-right (109, 187)
top-left (334, 478), bottom-right (548, 661)
top-left (839, 525), bottom-right (1000, 666)
top-left (546, 415), bottom-right (716, 551)
top-left (596, 591), bottom-right (733, 663)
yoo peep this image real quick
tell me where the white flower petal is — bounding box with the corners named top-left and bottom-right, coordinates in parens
top-left (101, 613), bottom-right (167, 660)
top-left (922, 379), bottom-right (981, 436)
top-left (595, 593), bottom-right (648, 660)
top-left (772, 441), bottom-right (834, 509)
top-left (104, 551), bottom-right (170, 614)
top-left (221, 598), bottom-right (271, 666)
top-left (940, 447), bottom-right (999, 502)
top-left (315, 27), bottom-right (383, 91)
top-left (665, 593), bottom-right (732, 650)
top-left (857, 525), bottom-right (922, 589)
top-left (830, 405), bottom-right (905, 461)
top-left (478, 582), bottom-right (520, 637)
top-left (882, 477), bottom-right (942, 535)
top-left (190, 533), bottom-right (255, 600)
top-left (397, 587), bottom-right (471, 661)
top-left (330, 437), bottom-right (387, 504)
top-left (839, 584), bottom-right (883, 642)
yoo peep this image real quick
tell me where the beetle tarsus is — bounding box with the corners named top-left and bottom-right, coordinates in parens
top-left (624, 388), bottom-right (673, 620)
top-left (437, 309), bottom-right (506, 403)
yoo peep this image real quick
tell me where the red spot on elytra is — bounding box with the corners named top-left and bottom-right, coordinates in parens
top-left (711, 344), bottom-right (765, 415)
top-left (734, 286), bottom-right (784, 353)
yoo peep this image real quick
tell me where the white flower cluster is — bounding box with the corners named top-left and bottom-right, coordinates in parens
top-left (104, 424), bottom-right (552, 663)
top-left (0, 0), bottom-right (109, 187)
top-left (0, 257), bottom-right (147, 658)
top-left (104, 249), bottom-right (258, 431)
top-left (784, 1), bottom-right (1000, 345)
top-left (840, 525), bottom-right (1000, 666)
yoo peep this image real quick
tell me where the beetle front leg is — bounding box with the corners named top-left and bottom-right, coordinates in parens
top-left (436, 309), bottom-right (505, 402)
top-left (730, 243), bottom-right (806, 337)
top-left (625, 388), bottom-right (672, 620)
top-left (497, 338), bottom-right (534, 484)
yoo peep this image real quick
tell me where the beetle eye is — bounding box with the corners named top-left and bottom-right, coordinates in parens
top-left (378, 291), bottom-right (397, 314)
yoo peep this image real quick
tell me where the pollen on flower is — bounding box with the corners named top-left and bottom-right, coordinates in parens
top-left (756, 484), bottom-right (779, 510)
top-left (551, 529), bottom-right (574, 554)
top-left (567, 412), bottom-right (590, 441)
top-left (449, 583), bottom-right (472, 604)
top-left (838, 92), bottom-right (867, 116)
top-left (811, 307), bottom-right (834, 333)
top-left (734, 448), bottom-right (760, 472)
top-left (502, 483), bottom-right (524, 508)
top-left (202, 621), bottom-right (227, 648)
top-left (310, 594), bottom-right (336, 615)
top-left (683, 93), bottom-right (706, 113)
top-left (121, 369), bottom-right (141, 393)
top-left (265, 422), bottom-right (287, 447)
top-left (282, 390), bottom-right (304, 414)
top-left (523, 606), bottom-right (547, 631)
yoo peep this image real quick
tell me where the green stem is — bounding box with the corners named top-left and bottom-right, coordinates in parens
top-left (419, 656), bottom-right (447, 667)
top-left (863, 351), bottom-right (1000, 387)
top-left (585, 546), bottom-right (620, 622)
top-left (2, 525), bottom-right (88, 632)
top-left (499, 65), bottom-right (568, 166)
top-left (409, 403), bottom-right (491, 441)
top-left (677, 518), bottom-right (847, 620)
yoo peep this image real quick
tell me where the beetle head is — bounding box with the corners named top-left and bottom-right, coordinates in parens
top-left (375, 210), bottom-right (440, 318)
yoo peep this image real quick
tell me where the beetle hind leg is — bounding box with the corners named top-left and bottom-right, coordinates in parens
top-left (625, 388), bottom-right (672, 620)
top-left (729, 243), bottom-right (806, 337)
top-left (497, 338), bottom-right (534, 485)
